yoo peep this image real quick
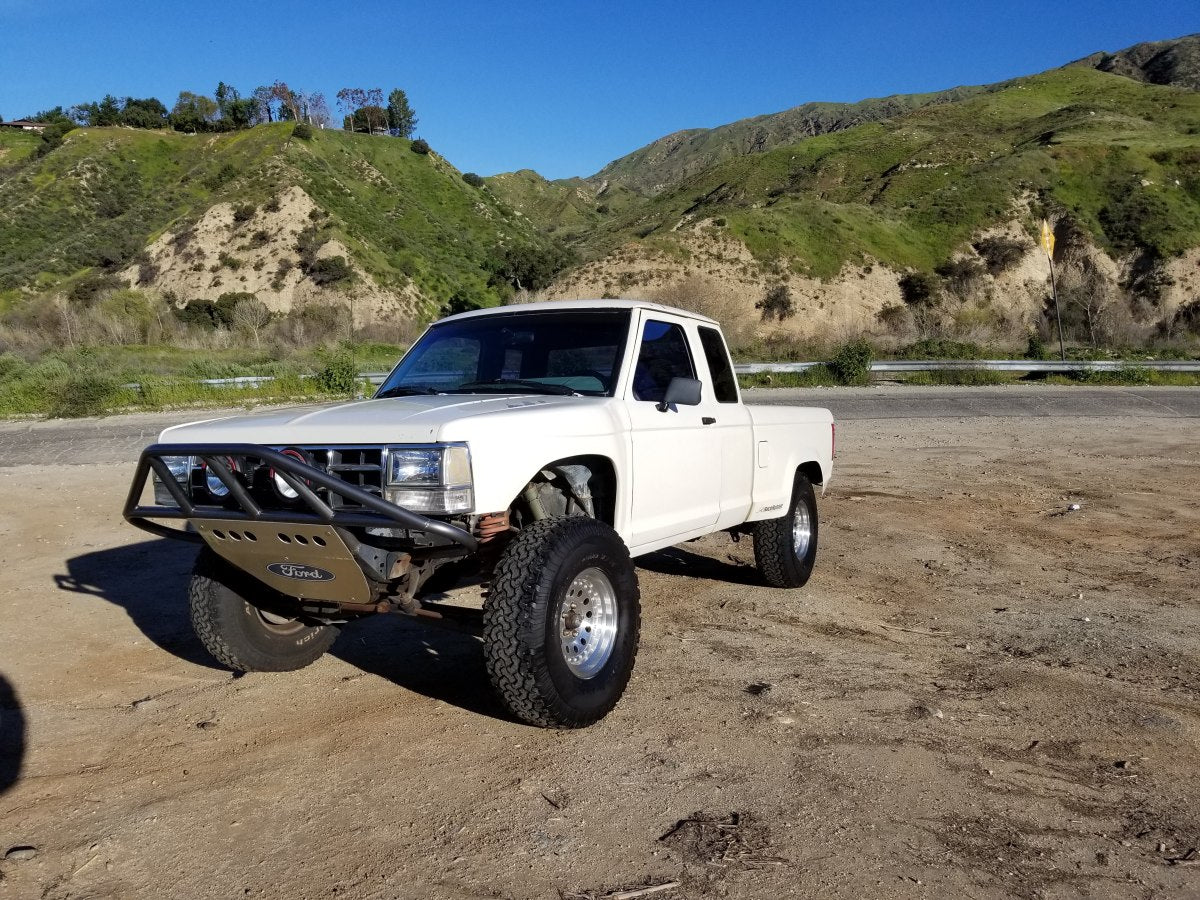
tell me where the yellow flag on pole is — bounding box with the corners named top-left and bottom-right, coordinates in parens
top-left (1040, 219), bottom-right (1055, 259)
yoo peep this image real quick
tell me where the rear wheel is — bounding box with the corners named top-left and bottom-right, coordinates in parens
top-left (189, 547), bottom-right (338, 672)
top-left (483, 517), bottom-right (640, 728)
top-left (752, 471), bottom-right (819, 588)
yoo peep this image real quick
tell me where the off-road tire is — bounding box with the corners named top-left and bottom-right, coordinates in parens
top-left (189, 547), bottom-right (338, 672)
top-left (752, 471), bottom-right (819, 589)
top-left (483, 517), bottom-right (640, 728)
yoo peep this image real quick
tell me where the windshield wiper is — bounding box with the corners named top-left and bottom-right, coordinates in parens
top-left (375, 385), bottom-right (443, 398)
top-left (453, 379), bottom-right (579, 396)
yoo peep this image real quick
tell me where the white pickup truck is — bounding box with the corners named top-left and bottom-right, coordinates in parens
top-left (125, 300), bottom-right (834, 727)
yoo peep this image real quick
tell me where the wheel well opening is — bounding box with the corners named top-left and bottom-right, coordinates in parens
top-left (798, 461), bottom-right (824, 486)
top-left (512, 455), bottom-right (617, 526)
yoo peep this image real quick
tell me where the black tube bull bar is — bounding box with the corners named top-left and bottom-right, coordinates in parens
top-left (123, 443), bottom-right (479, 552)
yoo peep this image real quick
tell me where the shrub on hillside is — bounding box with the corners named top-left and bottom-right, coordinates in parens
top-left (35, 121), bottom-right (76, 158)
top-left (1025, 332), bottom-right (1049, 359)
top-left (232, 203), bottom-right (256, 225)
top-left (136, 253), bottom-right (159, 286)
top-left (973, 235), bottom-right (1028, 276)
top-left (462, 172), bottom-right (484, 187)
top-left (485, 242), bottom-right (578, 294)
top-left (876, 303), bottom-right (910, 334)
top-left (69, 274), bottom-right (125, 307)
top-left (205, 162), bottom-right (238, 190)
top-left (263, 195), bottom-right (282, 213)
top-left (314, 351), bottom-right (359, 394)
top-left (292, 122), bottom-right (313, 140)
top-left (899, 271), bottom-right (940, 307)
top-left (49, 371), bottom-right (124, 418)
top-left (410, 138), bottom-right (430, 155)
top-left (94, 233), bottom-right (141, 271)
top-left (827, 339), bottom-right (874, 386)
top-left (289, 301), bottom-right (349, 340)
top-left (308, 256), bottom-right (352, 286)
top-left (1170, 300), bottom-right (1200, 337)
top-left (934, 258), bottom-right (985, 300)
top-left (755, 283), bottom-right (794, 322)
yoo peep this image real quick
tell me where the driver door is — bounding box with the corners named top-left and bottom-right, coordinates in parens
top-left (624, 313), bottom-right (723, 549)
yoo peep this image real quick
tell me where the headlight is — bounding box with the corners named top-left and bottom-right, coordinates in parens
top-left (271, 448), bottom-right (311, 500)
top-left (204, 457), bottom-right (238, 498)
top-left (385, 444), bottom-right (473, 514)
top-left (152, 455), bottom-right (193, 507)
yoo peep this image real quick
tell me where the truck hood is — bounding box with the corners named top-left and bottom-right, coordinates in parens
top-left (158, 394), bottom-right (583, 445)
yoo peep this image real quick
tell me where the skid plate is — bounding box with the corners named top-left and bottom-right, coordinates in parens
top-left (193, 519), bottom-right (372, 604)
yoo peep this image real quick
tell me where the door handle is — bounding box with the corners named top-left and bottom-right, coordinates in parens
top-left (702, 416), bottom-right (716, 425)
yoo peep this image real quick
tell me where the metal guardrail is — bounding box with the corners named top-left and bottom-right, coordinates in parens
top-left (122, 360), bottom-right (1200, 391)
top-left (737, 360), bottom-right (1200, 374)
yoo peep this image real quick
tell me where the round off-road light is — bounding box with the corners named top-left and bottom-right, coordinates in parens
top-left (271, 448), bottom-right (310, 500)
top-left (204, 457), bottom-right (237, 497)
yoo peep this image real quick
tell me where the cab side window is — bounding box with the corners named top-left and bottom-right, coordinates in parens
top-left (698, 326), bottom-right (738, 403)
top-left (632, 320), bottom-right (695, 403)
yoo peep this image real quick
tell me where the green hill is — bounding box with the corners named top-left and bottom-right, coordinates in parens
top-left (3, 33), bottom-right (1199, 357)
top-left (582, 84), bottom-right (996, 198)
top-left (0, 124), bottom-right (553, 314)
top-left (584, 67), bottom-right (1200, 278)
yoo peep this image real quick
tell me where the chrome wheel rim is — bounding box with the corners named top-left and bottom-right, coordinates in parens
top-left (557, 567), bottom-right (618, 679)
top-left (792, 503), bottom-right (813, 561)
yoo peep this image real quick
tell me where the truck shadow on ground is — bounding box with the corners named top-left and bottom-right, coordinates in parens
top-left (55, 540), bottom-right (510, 722)
top-left (637, 544), bottom-right (762, 585)
top-left (0, 674), bottom-right (25, 796)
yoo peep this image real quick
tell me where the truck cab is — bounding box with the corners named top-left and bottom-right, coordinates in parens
top-left (125, 300), bottom-right (834, 727)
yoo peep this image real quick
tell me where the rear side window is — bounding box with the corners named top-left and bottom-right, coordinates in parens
top-left (632, 320), bottom-right (695, 402)
top-left (699, 326), bottom-right (738, 403)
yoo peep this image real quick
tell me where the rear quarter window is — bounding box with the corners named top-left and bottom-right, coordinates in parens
top-left (698, 326), bottom-right (738, 403)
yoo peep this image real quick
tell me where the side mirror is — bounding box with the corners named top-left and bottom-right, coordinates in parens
top-left (657, 376), bottom-right (702, 412)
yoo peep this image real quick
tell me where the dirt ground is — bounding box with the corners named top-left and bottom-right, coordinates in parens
top-left (1, 413), bottom-right (1198, 899)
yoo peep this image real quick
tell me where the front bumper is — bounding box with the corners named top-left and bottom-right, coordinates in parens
top-left (123, 443), bottom-right (479, 604)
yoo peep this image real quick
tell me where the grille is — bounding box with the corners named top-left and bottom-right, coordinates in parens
top-left (190, 446), bottom-right (386, 510)
top-left (315, 448), bottom-right (385, 509)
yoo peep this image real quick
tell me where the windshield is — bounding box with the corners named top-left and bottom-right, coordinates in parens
top-left (376, 309), bottom-right (633, 398)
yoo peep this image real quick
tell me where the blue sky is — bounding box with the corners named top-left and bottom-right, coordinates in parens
top-left (2, 1), bottom-right (1197, 179)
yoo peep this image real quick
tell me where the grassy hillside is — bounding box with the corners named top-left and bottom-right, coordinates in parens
top-left (0, 124), bottom-right (552, 311)
top-left (584, 84), bottom-right (995, 197)
top-left (486, 169), bottom-right (644, 245)
top-left (575, 68), bottom-right (1200, 279)
top-left (0, 129), bottom-right (39, 173)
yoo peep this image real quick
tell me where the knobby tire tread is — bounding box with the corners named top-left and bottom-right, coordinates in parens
top-left (188, 548), bottom-right (337, 672)
top-left (752, 473), bottom-right (818, 589)
top-left (484, 517), bottom-right (639, 728)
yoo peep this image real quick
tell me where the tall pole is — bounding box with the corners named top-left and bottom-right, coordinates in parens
top-left (1041, 219), bottom-right (1065, 362)
top-left (1049, 254), bottom-right (1065, 362)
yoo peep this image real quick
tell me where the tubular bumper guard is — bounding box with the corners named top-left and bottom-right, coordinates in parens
top-left (123, 443), bottom-right (479, 552)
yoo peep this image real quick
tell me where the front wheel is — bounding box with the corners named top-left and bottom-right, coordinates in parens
top-left (483, 517), bottom-right (640, 728)
top-left (752, 471), bottom-right (819, 588)
top-left (189, 548), bottom-right (339, 672)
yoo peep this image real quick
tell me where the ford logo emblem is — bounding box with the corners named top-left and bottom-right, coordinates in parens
top-left (267, 562), bottom-right (335, 582)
